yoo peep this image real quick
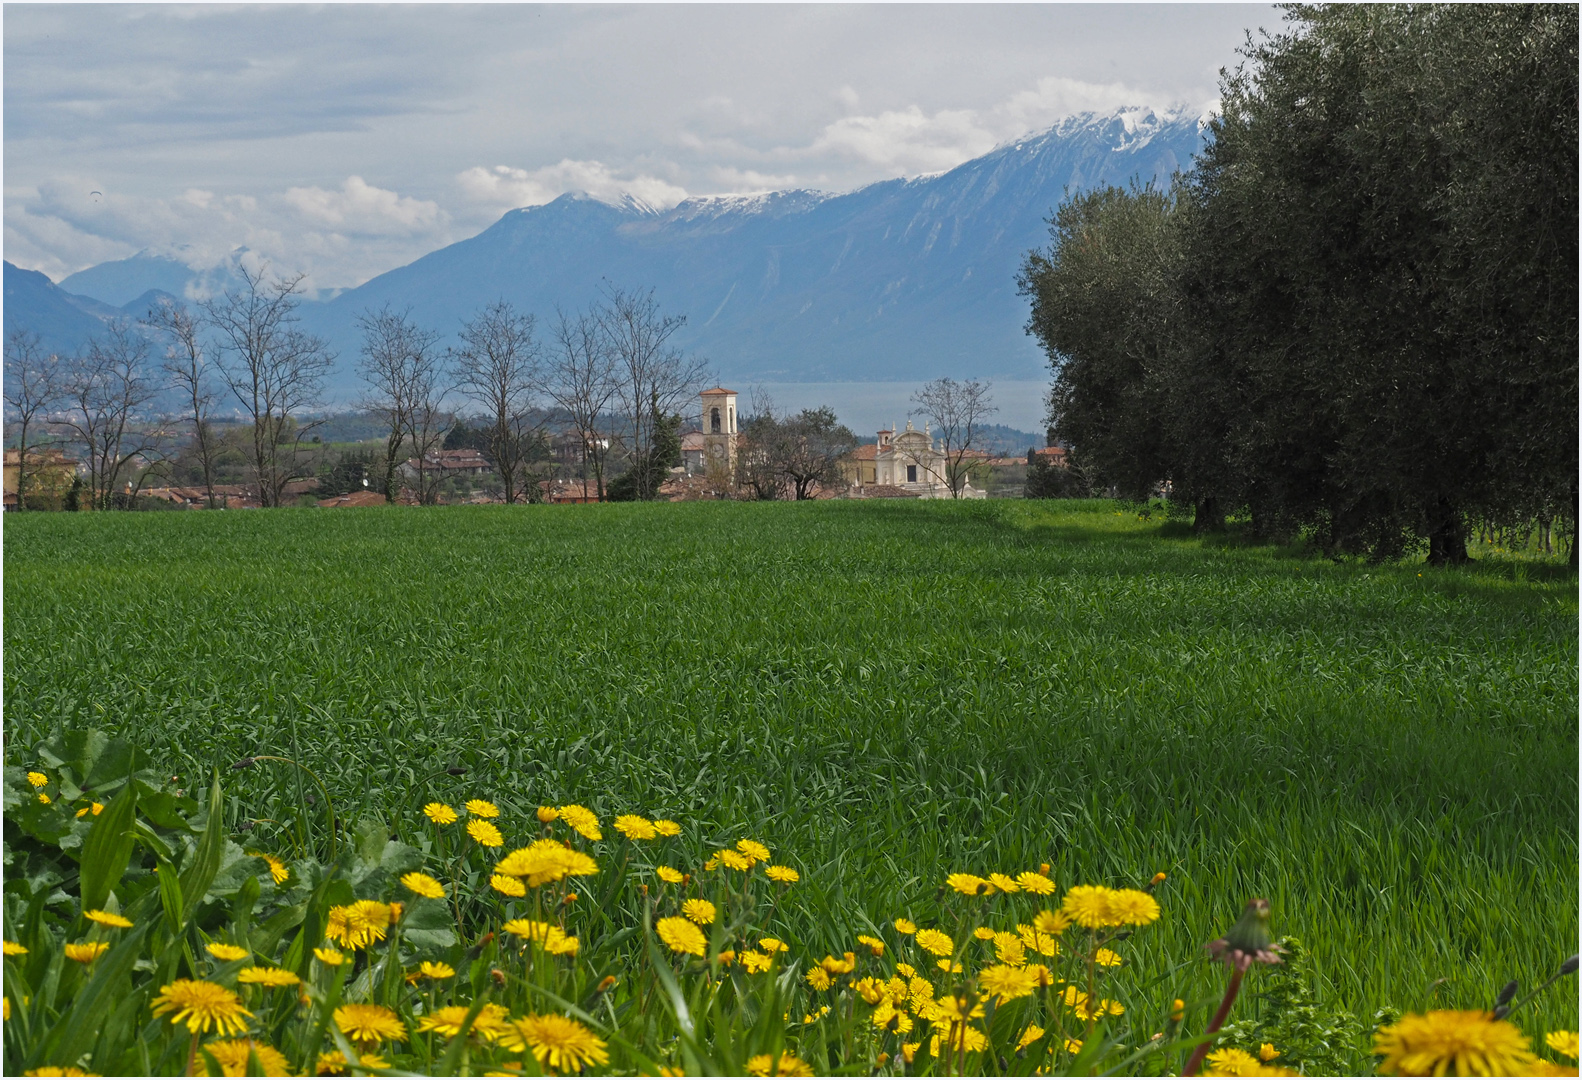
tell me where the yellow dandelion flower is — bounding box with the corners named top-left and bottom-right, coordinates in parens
top-left (557, 804), bottom-right (601, 841)
top-left (64, 942), bottom-right (109, 963)
top-left (315, 1050), bottom-right (389, 1075)
top-left (1061, 885), bottom-right (1116, 929)
top-left (1107, 888), bottom-right (1161, 926)
top-left (614, 814), bottom-right (658, 840)
top-left (26, 772), bottom-right (48, 788)
top-left (1259, 1044), bottom-right (1281, 1062)
top-left (656, 866), bottom-right (684, 884)
top-left (417, 1004), bottom-right (512, 1041)
top-left (737, 839), bottom-right (771, 863)
top-left (1017, 871), bottom-right (1057, 895)
top-left (509, 1013), bottom-right (611, 1072)
top-left (988, 872), bottom-right (1020, 893)
top-left (205, 942), bottom-right (248, 962)
top-left (746, 1052), bottom-right (815, 1076)
top-left (759, 937), bottom-right (789, 953)
top-left (491, 873), bottom-right (527, 897)
top-left (681, 899), bottom-right (717, 925)
top-left (24, 1068), bottom-right (100, 1076)
top-left (325, 900), bottom-right (392, 950)
top-left (244, 852), bottom-right (289, 886)
top-left (1025, 963), bottom-right (1055, 987)
top-left (1017, 923), bottom-right (1060, 958)
top-left (1018, 1024), bottom-right (1047, 1051)
top-left (535, 806), bottom-right (559, 824)
top-left (821, 952), bottom-right (857, 975)
top-left (853, 977), bottom-right (888, 1005)
top-left (1065, 1038), bottom-right (1084, 1054)
top-left (83, 910), bottom-right (133, 929)
top-left (1034, 908), bottom-right (1073, 936)
top-left (417, 960), bottom-right (456, 980)
top-left (857, 934), bottom-right (885, 956)
top-left (3, 940), bottom-right (28, 956)
top-left (653, 819), bottom-right (681, 836)
top-left (237, 966), bottom-right (301, 988)
top-left (741, 950), bottom-right (773, 973)
top-left (400, 872), bottom-right (445, 899)
top-left (313, 947), bottom-right (345, 966)
top-left (465, 799), bottom-right (500, 818)
top-left (946, 872), bottom-right (991, 896)
top-left (805, 967), bottom-right (833, 991)
top-left (914, 928), bottom-right (954, 957)
top-left (1204, 1048), bottom-right (1261, 1076)
top-left (1094, 947), bottom-right (1123, 967)
top-left (333, 1003), bottom-right (406, 1045)
top-left (979, 963), bottom-right (1038, 1003)
top-left (1374, 1011), bottom-right (1537, 1077)
top-left (466, 818), bottom-right (504, 848)
top-left (152, 980), bottom-right (253, 1037)
top-left (1547, 1032), bottom-right (1579, 1061)
top-left (199, 1038), bottom-right (292, 1077)
top-left (3, 997), bottom-right (9, 1021)
top-left (74, 802), bottom-right (105, 819)
top-left (423, 802), bottom-right (458, 825)
top-left (717, 849), bottom-right (750, 871)
top-left (765, 865), bottom-right (799, 884)
top-left (657, 915), bottom-right (707, 956)
top-left (37, 794), bottom-right (51, 805)
top-left (895, 917), bottom-right (918, 935)
top-left (501, 919), bottom-right (579, 955)
top-left (973, 926), bottom-right (996, 940)
top-left (993, 932), bottom-right (1027, 967)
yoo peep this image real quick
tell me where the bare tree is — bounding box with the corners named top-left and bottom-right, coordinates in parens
top-left (452, 301), bottom-right (538, 504)
top-left (545, 306), bottom-right (620, 500)
top-left (356, 306), bottom-right (446, 503)
top-left (911, 377), bottom-right (998, 497)
top-left (61, 320), bottom-right (164, 510)
top-left (146, 298), bottom-right (221, 508)
top-left (203, 266), bottom-right (334, 507)
top-left (406, 347), bottom-right (454, 505)
top-left (735, 388), bottom-right (785, 500)
top-left (777, 406), bottom-right (858, 500)
top-left (596, 285), bottom-right (709, 500)
top-left (3, 331), bottom-right (63, 511)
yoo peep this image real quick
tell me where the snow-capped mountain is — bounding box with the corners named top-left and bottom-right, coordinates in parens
top-left (10, 110), bottom-right (1205, 393)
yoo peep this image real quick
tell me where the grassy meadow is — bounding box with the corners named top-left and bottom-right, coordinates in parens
top-left (4, 499), bottom-right (1576, 1066)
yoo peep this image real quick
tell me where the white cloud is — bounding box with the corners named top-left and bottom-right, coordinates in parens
top-left (705, 165), bottom-right (800, 192)
top-left (455, 160), bottom-right (688, 213)
top-left (6, 174), bottom-right (458, 290)
top-left (805, 105), bottom-right (998, 175)
top-left (282, 176), bottom-right (445, 234)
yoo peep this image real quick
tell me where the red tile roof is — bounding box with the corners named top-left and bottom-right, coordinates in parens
top-left (699, 387), bottom-right (737, 396)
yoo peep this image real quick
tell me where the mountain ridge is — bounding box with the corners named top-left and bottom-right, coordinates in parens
top-left (8, 109), bottom-right (1206, 394)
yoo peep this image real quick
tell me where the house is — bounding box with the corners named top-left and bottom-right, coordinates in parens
top-left (841, 421), bottom-right (986, 498)
top-left (318, 490), bottom-right (387, 508)
top-left (540, 477), bottom-right (602, 504)
top-left (398, 448), bottom-right (493, 479)
top-left (3, 448), bottom-right (78, 510)
top-left (1033, 446), bottom-right (1070, 468)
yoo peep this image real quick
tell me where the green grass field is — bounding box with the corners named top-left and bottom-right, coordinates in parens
top-left (4, 500), bottom-right (1576, 1066)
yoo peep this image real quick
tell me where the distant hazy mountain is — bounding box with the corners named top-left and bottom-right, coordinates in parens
top-left (2, 261), bottom-right (123, 355)
top-left (297, 109), bottom-right (1201, 396)
top-left (8, 109), bottom-right (1203, 392)
top-left (58, 253), bottom-right (195, 307)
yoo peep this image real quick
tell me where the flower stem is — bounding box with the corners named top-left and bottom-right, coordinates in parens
top-left (1184, 966), bottom-right (1245, 1077)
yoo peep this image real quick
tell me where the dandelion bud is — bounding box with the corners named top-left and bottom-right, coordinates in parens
top-left (562, 893), bottom-right (577, 906)
top-left (491, 967), bottom-right (506, 986)
top-left (1494, 980), bottom-right (1519, 1008)
top-left (1039, 863), bottom-right (1051, 875)
top-left (1150, 872), bottom-right (1167, 887)
top-left (1170, 999), bottom-right (1185, 1023)
top-left (640, 884), bottom-right (649, 897)
top-left (537, 806), bottom-right (559, 823)
top-left (683, 875), bottom-right (691, 887)
top-left (1561, 954), bottom-right (1579, 977)
top-left (596, 975), bottom-right (617, 994)
top-left (446, 767), bottom-right (467, 776)
top-left (1206, 899), bottom-right (1283, 971)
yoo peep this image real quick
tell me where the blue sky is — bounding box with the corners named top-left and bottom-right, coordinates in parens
top-left (4, 4), bottom-right (1276, 292)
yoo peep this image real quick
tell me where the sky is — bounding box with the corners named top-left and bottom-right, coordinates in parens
top-left (4, 3), bottom-right (1277, 293)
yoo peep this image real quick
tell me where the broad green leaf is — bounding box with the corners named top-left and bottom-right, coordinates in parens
top-left (77, 782), bottom-right (138, 914)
